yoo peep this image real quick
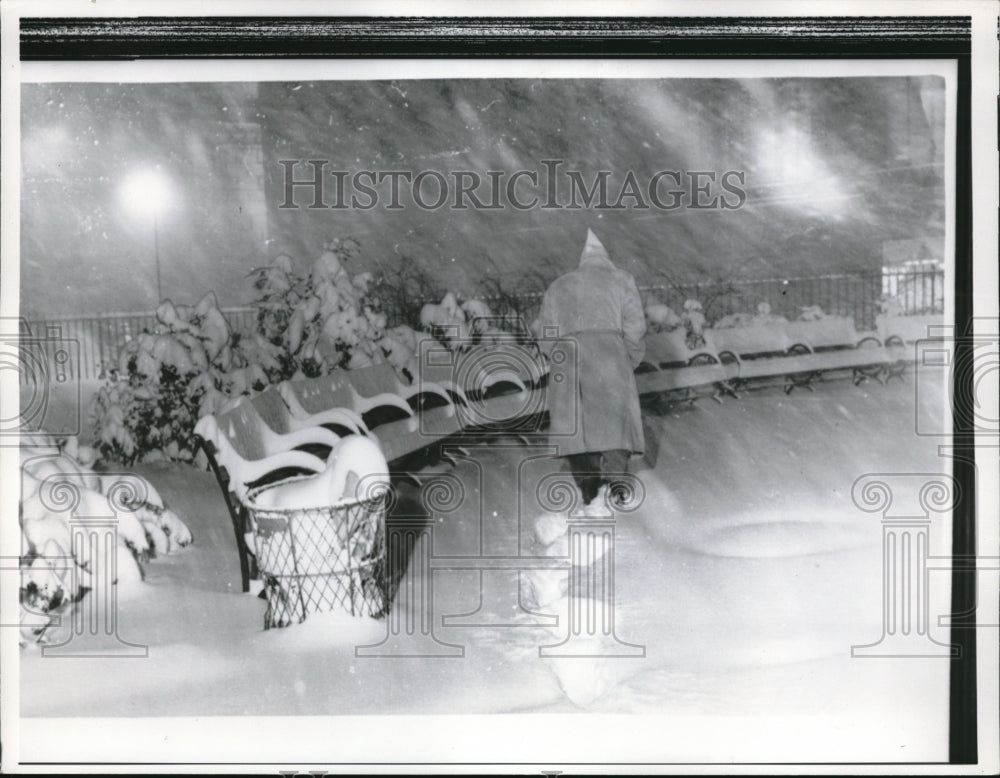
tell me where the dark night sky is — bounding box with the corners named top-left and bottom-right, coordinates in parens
top-left (20, 76), bottom-right (944, 318)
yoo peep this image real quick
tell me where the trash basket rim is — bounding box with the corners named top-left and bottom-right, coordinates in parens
top-left (244, 476), bottom-right (388, 518)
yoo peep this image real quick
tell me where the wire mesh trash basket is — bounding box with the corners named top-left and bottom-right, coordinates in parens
top-left (246, 485), bottom-right (388, 629)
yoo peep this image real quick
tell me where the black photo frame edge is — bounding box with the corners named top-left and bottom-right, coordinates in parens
top-left (11, 12), bottom-right (981, 771)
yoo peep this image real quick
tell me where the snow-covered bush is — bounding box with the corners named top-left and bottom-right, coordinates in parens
top-left (472, 269), bottom-right (549, 340)
top-left (92, 239), bottom-right (395, 465)
top-left (752, 301), bottom-right (788, 325)
top-left (681, 299), bottom-right (707, 350)
top-left (91, 291), bottom-right (279, 465)
top-left (712, 312), bottom-right (754, 329)
top-left (19, 443), bottom-right (192, 646)
top-left (714, 302), bottom-right (788, 329)
top-left (644, 298), bottom-right (682, 333)
top-left (798, 305), bottom-right (827, 321)
top-left (420, 291), bottom-right (470, 349)
top-left (251, 238), bottom-right (388, 379)
top-left (418, 291), bottom-right (514, 350)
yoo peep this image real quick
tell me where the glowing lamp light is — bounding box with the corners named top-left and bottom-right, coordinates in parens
top-left (118, 167), bottom-right (175, 301)
top-left (756, 125), bottom-right (851, 219)
top-left (119, 167), bottom-right (175, 220)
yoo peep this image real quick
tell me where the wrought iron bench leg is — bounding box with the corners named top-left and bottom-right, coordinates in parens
top-left (196, 438), bottom-right (254, 593)
top-left (785, 373), bottom-right (817, 395)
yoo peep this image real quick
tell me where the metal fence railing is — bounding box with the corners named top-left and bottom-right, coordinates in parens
top-left (640, 267), bottom-right (944, 333)
top-left (18, 268), bottom-right (944, 386)
top-left (466, 268), bottom-right (944, 335)
top-left (18, 307), bottom-right (257, 384)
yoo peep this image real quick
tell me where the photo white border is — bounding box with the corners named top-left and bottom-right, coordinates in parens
top-left (2, 2), bottom-right (997, 774)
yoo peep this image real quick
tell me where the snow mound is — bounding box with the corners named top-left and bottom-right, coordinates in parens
top-left (252, 608), bottom-right (385, 650)
top-left (252, 434), bottom-right (390, 510)
top-left (19, 441), bottom-right (194, 645)
top-left (534, 511), bottom-right (568, 546)
top-left (684, 514), bottom-right (871, 559)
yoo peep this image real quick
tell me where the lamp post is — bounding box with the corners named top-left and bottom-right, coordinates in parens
top-left (153, 214), bottom-right (162, 301)
top-left (119, 167), bottom-right (174, 304)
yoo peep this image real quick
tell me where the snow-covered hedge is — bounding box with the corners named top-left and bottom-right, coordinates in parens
top-left (253, 238), bottom-right (388, 377)
top-left (641, 296), bottom-right (707, 349)
top-left (20, 441), bottom-right (192, 647)
top-left (90, 239), bottom-right (415, 466)
top-left (90, 290), bottom-right (282, 465)
top-left (713, 301), bottom-right (788, 329)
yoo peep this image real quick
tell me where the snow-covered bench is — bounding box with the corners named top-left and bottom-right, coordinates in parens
top-left (195, 353), bottom-right (553, 589)
top-left (710, 322), bottom-right (800, 359)
top-left (194, 397), bottom-right (345, 591)
top-left (635, 329), bottom-right (735, 403)
top-left (876, 313), bottom-right (946, 346)
top-left (720, 342), bottom-right (901, 393)
top-left (636, 316), bottom-right (907, 401)
top-left (640, 328), bottom-right (725, 368)
top-left (784, 316), bottom-right (872, 351)
top-left (279, 365), bottom-right (417, 430)
top-left (252, 385), bottom-right (367, 438)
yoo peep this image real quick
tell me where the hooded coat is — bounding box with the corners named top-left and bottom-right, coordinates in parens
top-left (536, 230), bottom-right (646, 458)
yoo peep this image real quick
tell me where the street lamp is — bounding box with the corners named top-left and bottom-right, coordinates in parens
top-left (119, 167), bottom-right (174, 303)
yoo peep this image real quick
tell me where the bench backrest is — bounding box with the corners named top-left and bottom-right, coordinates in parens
top-left (215, 398), bottom-right (270, 462)
top-left (784, 317), bottom-right (860, 349)
top-left (285, 366), bottom-right (398, 416)
top-left (644, 328), bottom-right (721, 366)
top-left (249, 387), bottom-right (295, 435)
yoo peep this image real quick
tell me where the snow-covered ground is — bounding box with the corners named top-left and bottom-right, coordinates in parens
top-left (19, 367), bottom-right (953, 763)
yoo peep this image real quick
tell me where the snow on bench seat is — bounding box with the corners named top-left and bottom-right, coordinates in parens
top-left (877, 313), bottom-right (946, 345)
top-left (194, 398), bottom-right (342, 593)
top-left (635, 363), bottom-right (731, 397)
top-left (280, 364), bottom-right (457, 427)
top-left (252, 386), bottom-right (366, 437)
top-left (784, 316), bottom-right (866, 350)
top-left (642, 328), bottom-right (722, 367)
top-left (280, 368), bottom-right (415, 430)
top-left (722, 343), bottom-right (902, 391)
top-left (194, 397), bottom-right (339, 499)
top-left (376, 387), bottom-right (546, 464)
top-left (709, 323), bottom-right (795, 358)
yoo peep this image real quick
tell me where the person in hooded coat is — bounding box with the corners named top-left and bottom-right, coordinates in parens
top-left (536, 229), bottom-right (646, 507)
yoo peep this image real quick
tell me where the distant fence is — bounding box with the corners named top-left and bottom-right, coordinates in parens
top-left (18, 307), bottom-right (257, 384)
top-left (642, 267), bottom-right (944, 333)
top-left (19, 267), bottom-right (943, 386)
top-left (471, 267), bottom-right (945, 334)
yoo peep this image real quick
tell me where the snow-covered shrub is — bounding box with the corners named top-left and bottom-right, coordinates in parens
top-left (644, 298), bottom-right (682, 333)
top-left (714, 302), bottom-right (788, 329)
top-left (752, 301), bottom-right (788, 325)
top-left (418, 291), bottom-right (517, 351)
top-left (681, 299), bottom-right (707, 350)
top-left (712, 312), bottom-right (755, 329)
top-left (798, 305), bottom-right (827, 321)
top-left (90, 291), bottom-right (276, 465)
top-left (420, 291), bottom-right (470, 350)
top-left (19, 444), bottom-right (192, 646)
top-left (250, 238), bottom-right (389, 379)
top-left (472, 269), bottom-right (549, 341)
top-left (93, 239), bottom-right (394, 465)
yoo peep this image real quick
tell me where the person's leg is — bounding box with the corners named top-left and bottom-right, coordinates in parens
top-left (600, 449), bottom-right (631, 507)
top-left (567, 452), bottom-right (601, 505)
top-left (601, 449), bottom-right (629, 476)
top-left (566, 453), bottom-right (593, 505)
